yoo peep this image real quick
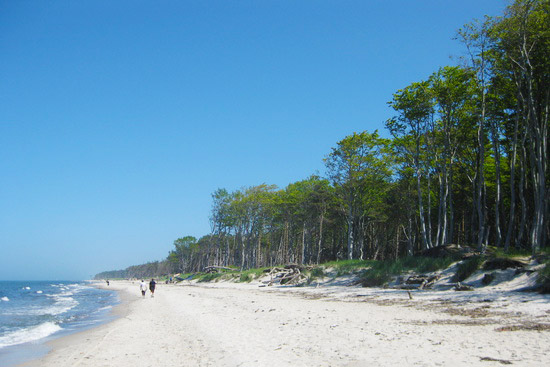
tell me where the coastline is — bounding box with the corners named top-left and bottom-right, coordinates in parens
top-left (15, 281), bottom-right (130, 367)
top-left (18, 279), bottom-right (550, 366)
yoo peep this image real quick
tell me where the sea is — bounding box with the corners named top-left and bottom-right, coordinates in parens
top-left (0, 280), bottom-right (119, 366)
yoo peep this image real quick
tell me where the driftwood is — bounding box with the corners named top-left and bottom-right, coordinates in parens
top-left (203, 266), bottom-right (234, 273)
top-left (262, 265), bottom-right (308, 286)
top-left (454, 282), bottom-right (474, 291)
top-left (404, 274), bottom-right (441, 289)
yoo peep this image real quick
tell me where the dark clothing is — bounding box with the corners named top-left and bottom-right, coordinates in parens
top-left (149, 280), bottom-right (156, 292)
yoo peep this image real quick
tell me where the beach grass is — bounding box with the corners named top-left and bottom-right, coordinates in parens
top-left (359, 256), bottom-right (456, 287)
top-left (453, 256), bottom-right (485, 282)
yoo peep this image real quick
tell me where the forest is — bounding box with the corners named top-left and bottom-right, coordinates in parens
top-left (95, 0), bottom-right (549, 280)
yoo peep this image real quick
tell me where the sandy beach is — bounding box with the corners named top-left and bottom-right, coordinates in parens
top-left (22, 280), bottom-right (550, 367)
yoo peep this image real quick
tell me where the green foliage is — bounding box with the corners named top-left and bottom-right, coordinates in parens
top-left (359, 256), bottom-right (456, 287)
top-left (310, 267), bottom-right (325, 278)
top-left (239, 273), bottom-right (252, 282)
top-left (492, 247), bottom-right (533, 259)
top-left (453, 256), bottom-right (485, 282)
top-left (400, 256), bottom-right (456, 273)
top-left (537, 260), bottom-right (550, 294)
top-left (237, 267), bottom-right (269, 283)
top-left (323, 259), bottom-right (374, 276)
top-left (361, 269), bottom-right (392, 287)
top-left (197, 273), bottom-right (223, 282)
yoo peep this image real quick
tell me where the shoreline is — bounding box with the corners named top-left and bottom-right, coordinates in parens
top-left (10, 281), bottom-right (128, 367)
top-left (18, 279), bottom-right (550, 366)
top-left (18, 281), bottom-right (135, 367)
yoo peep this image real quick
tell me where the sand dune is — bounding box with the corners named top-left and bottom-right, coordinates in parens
top-left (24, 280), bottom-right (550, 366)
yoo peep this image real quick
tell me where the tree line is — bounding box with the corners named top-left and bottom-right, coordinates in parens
top-left (95, 0), bottom-right (549, 279)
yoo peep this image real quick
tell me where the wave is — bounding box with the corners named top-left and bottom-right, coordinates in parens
top-left (0, 322), bottom-right (62, 348)
top-left (1, 297), bottom-right (8, 302)
top-left (42, 296), bottom-right (79, 316)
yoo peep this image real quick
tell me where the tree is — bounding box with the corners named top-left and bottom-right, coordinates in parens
top-left (387, 81), bottom-right (435, 250)
top-left (325, 131), bottom-right (393, 259)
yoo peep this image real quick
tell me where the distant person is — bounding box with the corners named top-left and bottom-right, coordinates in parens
top-left (140, 280), bottom-right (147, 298)
top-left (106, 280), bottom-right (110, 286)
top-left (149, 278), bottom-right (156, 298)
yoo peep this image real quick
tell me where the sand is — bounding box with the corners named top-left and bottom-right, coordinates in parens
top-left (22, 279), bottom-right (550, 366)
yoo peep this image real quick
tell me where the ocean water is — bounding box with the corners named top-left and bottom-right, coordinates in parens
top-left (0, 281), bottom-right (118, 366)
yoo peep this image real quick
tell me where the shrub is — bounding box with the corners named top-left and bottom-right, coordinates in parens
top-left (537, 261), bottom-right (550, 294)
top-left (239, 273), bottom-right (252, 282)
top-left (310, 267), bottom-right (325, 278)
top-left (360, 269), bottom-right (391, 287)
top-left (453, 256), bottom-right (485, 282)
top-left (198, 273), bottom-right (223, 282)
top-left (400, 256), bottom-right (456, 273)
top-left (358, 256), bottom-right (455, 288)
top-left (323, 259), bottom-right (374, 276)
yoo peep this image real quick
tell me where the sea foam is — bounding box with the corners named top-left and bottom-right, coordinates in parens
top-left (0, 297), bottom-right (8, 302)
top-left (0, 322), bottom-right (62, 348)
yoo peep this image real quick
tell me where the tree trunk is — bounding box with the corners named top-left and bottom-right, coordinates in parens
top-left (347, 194), bottom-right (354, 259)
top-left (505, 113), bottom-right (521, 251)
top-left (317, 212), bottom-right (324, 264)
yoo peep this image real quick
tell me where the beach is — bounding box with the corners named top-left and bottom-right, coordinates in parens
top-left (21, 279), bottom-right (550, 366)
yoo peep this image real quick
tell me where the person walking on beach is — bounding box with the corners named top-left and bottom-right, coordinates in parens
top-left (140, 280), bottom-right (147, 298)
top-left (149, 278), bottom-right (156, 298)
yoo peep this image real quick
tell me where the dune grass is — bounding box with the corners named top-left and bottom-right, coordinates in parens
top-left (453, 256), bottom-right (485, 282)
top-left (359, 256), bottom-right (457, 287)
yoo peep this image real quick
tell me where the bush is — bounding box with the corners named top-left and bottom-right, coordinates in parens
top-left (400, 256), bottom-right (456, 273)
top-left (453, 256), bottom-right (485, 282)
top-left (239, 273), bottom-right (252, 282)
top-left (197, 272), bottom-right (224, 282)
top-left (310, 267), bottom-right (325, 278)
top-left (358, 256), bottom-right (456, 288)
top-left (537, 261), bottom-right (550, 294)
top-left (323, 259), bottom-right (374, 276)
top-left (360, 269), bottom-right (391, 287)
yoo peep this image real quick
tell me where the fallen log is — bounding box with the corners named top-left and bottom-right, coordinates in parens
top-left (203, 266), bottom-right (234, 273)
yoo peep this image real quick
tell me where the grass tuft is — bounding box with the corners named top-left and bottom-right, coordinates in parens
top-left (453, 256), bottom-right (485, 282)
top-left (197, 273), bottom-right (223, 282)
top-left (359, 256), bottom-right (456, 287)
top-left (323, 259), bottom-right (374, 276)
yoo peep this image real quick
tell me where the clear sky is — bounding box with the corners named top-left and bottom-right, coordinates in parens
top-left (0, 0), bottom-right (507, 280)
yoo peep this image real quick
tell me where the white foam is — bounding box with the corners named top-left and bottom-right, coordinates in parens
top-left (0, 322), bottom-right (62, 348)
top-left (23, 287), bottom-right (30, 290)
top-left (1, 296), bottom-right (8, 302)
top-left (36, 291), bottom-right (43, 294)
top-left (43, 296), bottom-right (78, 316)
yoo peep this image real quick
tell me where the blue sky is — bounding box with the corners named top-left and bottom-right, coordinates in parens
top-left (0, 0), bottom-right (506, 280)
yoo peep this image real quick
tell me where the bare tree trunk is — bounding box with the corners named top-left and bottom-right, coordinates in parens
top-left (416, 163), bottom-right (429, 250)
top-left (448, 157), bottom-right (455, 244)
top-left (317, 212), bottom-right (324, 264)
top-left (256, 230), bottom-right (262, 268)
top-left (300, 222), bottom-right (306, 265)
top-left (427, 172), bottom-right (433, 248)
top-left (347, 195), bottom-right (354, 259)
top-left (491, 123), bottom-right (503, 247)
top-left (505, 113), bottom-right (521, 251)
top-left (517, 146), bottom-right (528, 247)
top-left (476, 104), bottom-right (487, 251)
